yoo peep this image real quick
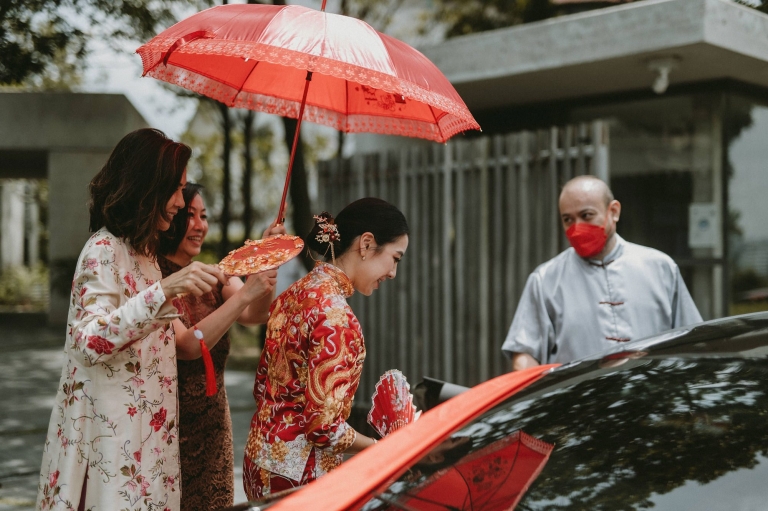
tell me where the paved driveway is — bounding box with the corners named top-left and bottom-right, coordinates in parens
top-left (0, 321), bottom-right (256, 510)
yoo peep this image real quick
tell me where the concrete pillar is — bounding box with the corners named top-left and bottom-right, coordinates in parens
top-left (689, 100), bottom-right (724, 320)
top-left (47, 151), bottom-right (111, 325)
top-left (1, 180), bottom-right (25, 268)
top-left (26, 181), bottom-right (40, 266)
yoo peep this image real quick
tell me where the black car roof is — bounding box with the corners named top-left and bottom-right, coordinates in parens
top-left (510, 311), bottom-right (768, 403)
top-left (560, 311), bottom-right (768, 366)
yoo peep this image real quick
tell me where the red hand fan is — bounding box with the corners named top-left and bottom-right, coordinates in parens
top-left (218, 234), bottom-right (304, 276)
top-left (368, 370), bottom-right (421, 438)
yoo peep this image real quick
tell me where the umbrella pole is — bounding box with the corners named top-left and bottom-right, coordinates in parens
top-left (276, 71), bottom-right (313, 225)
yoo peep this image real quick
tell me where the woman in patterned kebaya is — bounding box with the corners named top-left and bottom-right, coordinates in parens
top-left (37, 128), bottom-right (230, 511)
top-left (243, 197), bottom-right (410, 499)
top-left (156, 183), bottom-right (279, 510)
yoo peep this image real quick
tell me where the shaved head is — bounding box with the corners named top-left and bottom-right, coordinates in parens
top-left (560, 175), bottom-right (614, 206)
top-left (558, 175), bottom-right (621, 260)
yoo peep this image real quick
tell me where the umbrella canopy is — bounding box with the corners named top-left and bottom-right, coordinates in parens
top-left (399, 431), bottom-right (554, 511)
top-left (136, 3), bottom-right (479, 144)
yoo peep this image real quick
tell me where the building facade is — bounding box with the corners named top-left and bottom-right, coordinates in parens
top-left (323, 0), bottom-right (768, 392)
top-left (0, 92), bottom-right (148, 323)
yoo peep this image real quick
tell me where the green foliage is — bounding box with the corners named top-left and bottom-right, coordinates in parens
top-left (0, 1), bottom-right (87, 87)
top-left (0, 264), bottom-right (49, 311)
top-left (734, 0), bottom-right (768, 13)
top-left (732, 269), bottom-right (767, 294)
top-left (339, 0), bottom-right (407, 31)
top-left (182, 100), bottom-right (280, 240)
top-left (425, 0), bottom-right (768, 40)
top-left (423, 0), bottom-right (555, 39)
top-left (0, 0), bottom-right (211, 87)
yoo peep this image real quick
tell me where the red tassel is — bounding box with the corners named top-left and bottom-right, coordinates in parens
top-left (194, 326), bottom-right (217, 397)
top-left (199, 339), bottom-right (217, 396)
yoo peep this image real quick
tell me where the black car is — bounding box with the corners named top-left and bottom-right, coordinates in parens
top-left (244, 312), bottom-right (768, 511)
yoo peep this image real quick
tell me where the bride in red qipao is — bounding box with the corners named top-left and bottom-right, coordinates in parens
top-left (243, 197), bottom-right (410, 499)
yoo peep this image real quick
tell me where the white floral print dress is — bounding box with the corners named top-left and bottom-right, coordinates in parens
top-left (37, 228), bottom-right (182, 511)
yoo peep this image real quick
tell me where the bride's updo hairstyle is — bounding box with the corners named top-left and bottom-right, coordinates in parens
top-left (306, 197), bottom-right (409, 261)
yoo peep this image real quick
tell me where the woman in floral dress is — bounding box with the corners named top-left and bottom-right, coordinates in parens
top-left (36, 129), bottom-right (230, 511)
top-left (243, 197), bottom-right (410, 499)
top-left (157, 183), bottom-right (279, 509)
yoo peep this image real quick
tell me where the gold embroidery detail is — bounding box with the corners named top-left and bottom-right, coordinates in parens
top-left (267, 343), bottom-right (305, 394)
top-left (324, 306), bottom-right (348, 328)
top-left (297, 365), bottom-right (308, 386)
top-left (245, 429), bottom-right (264, 460)
top-left (309, 339), bottom-right (324, 360)
top-left (318, 263), bottom-right (354, 297)
top-left (271, 439), bottom-right (289, 463)
top-left (318, 383), bottom-right (350, 427)
top-left (259, 468), bottom-right (271, 487)
top-left (318, 451), bottom-right (341, 473)
top-left (333, 427), bottom-right (356, 454)
top-left (258, 404), bottom-right (271, 422)
top-left (269, 311), bottom-right (288, 335)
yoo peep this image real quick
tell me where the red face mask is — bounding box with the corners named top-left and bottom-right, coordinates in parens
top-left (565, 217), bottom-right (609, 258)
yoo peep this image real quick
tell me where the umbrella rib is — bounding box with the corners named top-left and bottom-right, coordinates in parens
top-left (480, 442), bottom-right (523, 507)
top-left (232, 59), bottom-right (261, 106)
top-left (320, 9), bottom-right (328, 63)
top-left (345, 79), bottom-right (350, 132)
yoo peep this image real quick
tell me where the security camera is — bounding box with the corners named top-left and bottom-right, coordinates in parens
top-left (646, 57), bottom-right (680, 94)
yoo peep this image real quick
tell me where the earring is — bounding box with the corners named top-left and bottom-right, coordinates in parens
top-left (362, 256), bottom-right (366, 261)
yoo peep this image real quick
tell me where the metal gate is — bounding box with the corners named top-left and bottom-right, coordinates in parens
top-left (317, 121), bottom-right (608, 400)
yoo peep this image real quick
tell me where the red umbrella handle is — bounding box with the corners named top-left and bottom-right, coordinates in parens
top-left (276, 1), bottom-right (325, 225)
top-left (275, 70), bottom-right (313, 225)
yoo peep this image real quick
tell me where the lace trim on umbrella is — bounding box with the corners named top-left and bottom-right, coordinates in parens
top-left (146, 65), bottom-right (477, 142)
top-left (137, 38), bottom-right (480, 130)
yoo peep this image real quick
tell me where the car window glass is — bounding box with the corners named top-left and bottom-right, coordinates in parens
top-left (364, 357), bottom-right (768, 511)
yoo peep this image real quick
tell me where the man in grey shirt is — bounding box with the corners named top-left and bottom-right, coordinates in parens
top-left (502, 175), bottom-right (702, 371)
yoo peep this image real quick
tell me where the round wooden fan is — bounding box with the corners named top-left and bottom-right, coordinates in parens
top-left (218, 234), bottom-right (304, 276)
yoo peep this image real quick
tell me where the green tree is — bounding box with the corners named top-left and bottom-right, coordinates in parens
top-left (735, 0), bottom-right (768, 13)
top-left (425, 0), bottom-right (768, 39)
top-left (0, 0), bottom-right (209, 87)
top-left (421, 1), bottom-right (653, 39)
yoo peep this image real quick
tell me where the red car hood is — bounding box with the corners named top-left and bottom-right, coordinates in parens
top-left (269, 364), bottom-right (559, 511)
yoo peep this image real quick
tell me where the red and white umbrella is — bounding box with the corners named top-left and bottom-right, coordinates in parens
top-left (137, 2), bottom-right (480, 223)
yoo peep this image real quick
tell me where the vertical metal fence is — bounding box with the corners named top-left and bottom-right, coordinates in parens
top-left (318, 122), bottom-right (608, 403)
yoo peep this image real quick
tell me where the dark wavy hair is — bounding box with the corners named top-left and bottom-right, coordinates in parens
top-left (88, 128), bottom-right (191, 257)
top-left (158, 182), bottom-right (205, 256)
top-left (305, 197), bottom-right (409, 260)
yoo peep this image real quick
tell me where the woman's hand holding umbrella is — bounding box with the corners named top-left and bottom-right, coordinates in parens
top-left (137, 2), bottom-right (480, 272)
top-left (262, 221), bottom-right (287, 239)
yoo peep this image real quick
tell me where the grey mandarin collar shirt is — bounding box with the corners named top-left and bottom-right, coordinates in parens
top-left (502, 234), bottom-right (702, 365)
